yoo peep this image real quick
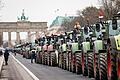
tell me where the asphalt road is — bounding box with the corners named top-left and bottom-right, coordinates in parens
top-left (14, 53), bottom-right (94, 80)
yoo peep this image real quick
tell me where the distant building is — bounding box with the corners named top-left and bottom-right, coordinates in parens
top-left (0, 9), bottom-right (47, 47)
top-left (50, 16), bottom-right (75, 27)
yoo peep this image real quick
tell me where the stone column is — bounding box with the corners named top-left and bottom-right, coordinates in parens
top-left (28, 31), bottom-right (31, 42)
top-left (0, 32), bottom-right (3, 46)
top-left (8, 32), bottom-right (11, 47)
top-left (35, 31), bottom-right (39, 39)
top-left (16, 32), bottom-right (20, 44)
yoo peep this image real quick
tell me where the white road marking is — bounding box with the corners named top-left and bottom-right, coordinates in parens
top-left (11, 54), bottom-right (39, 80)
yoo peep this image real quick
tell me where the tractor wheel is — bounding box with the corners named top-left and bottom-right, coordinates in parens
top-left (47, 53), bottom-right (51, 66)
top-left (39, 52), bottom-right (42, 64)
top-left (71, 54), bottom-right (76, 73)
top-left (51, 52), bottom-right (57, 66)
top-left (63, 52), bottom-right (67, 70)
top-left (58, 52), bottom-right (61, 67)
top-left (42, 52), bottom-right (45, 65)
top-left (111, 51), bottom-right (118, 80)
top-left (61, 53), bottom-right (64, 69)
top-left (82, 52), bottom-right (88, 76)
top-left (99, 50), bottom-right (107, 80)
top-left (58, 53), bottom-right (62, 68)
top-left (68, 52), bottom-right (72, 72)
top-left (88, 50), bottom-right (94, 78)
top-left (45, 52), bottom-right (48, 65)
top-left (75, 52), bottom-right (82, 74)
top-left (66, 52), bottom-right (69, 71)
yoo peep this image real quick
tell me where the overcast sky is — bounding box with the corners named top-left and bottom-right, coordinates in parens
top-left (0, 0), bottom-right (99, 26)
top-left (0, 0), bottom-right (99, 41)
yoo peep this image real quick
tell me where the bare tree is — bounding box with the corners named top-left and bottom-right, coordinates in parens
top-left (81, 6), bottom-right (99, 25)
top-left (61, 6), bottom-right (99, 32)
top-left (99, 0), bottom-right (120, 19)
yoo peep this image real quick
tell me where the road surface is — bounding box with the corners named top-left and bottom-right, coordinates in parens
top-left (0, 53), bottom-right (94, 80)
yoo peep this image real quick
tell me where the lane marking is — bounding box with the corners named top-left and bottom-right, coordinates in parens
top-left (11, 54), bottom-right (39, 80)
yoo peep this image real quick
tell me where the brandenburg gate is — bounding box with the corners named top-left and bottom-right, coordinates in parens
top-left (0, 9), bottom-right (47, 47)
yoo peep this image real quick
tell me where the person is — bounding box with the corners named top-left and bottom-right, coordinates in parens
top-left (4, 49), bottom-right (9, 65)
top-left (0, 50), bottom-right (3, 56)
top-left (31, 48), bottom-right (36, 63)
top-left (74, 22), bottom-right (81, 30)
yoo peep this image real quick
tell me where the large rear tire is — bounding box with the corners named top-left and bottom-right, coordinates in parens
top-left (68, 51), bottom-right (72, 72)
top-left (39, 52), bottom-right (42, 64)
top-left (75, 52), bottom-right (82, 74)
top-left (42, 52), bottom-right (45, 65)
top-left (51, 52), bottom-right (57, 66)
top-left (99, 50), bottom-right (107, 80)
top-left (48, 53), bottom-right (51, 66)
top-left (71, 53), bottom-right (76, 73)
top-left (45, 52), bottom-right (48, 65)
top-left (88, 50), bottom-right (94, 78)
top-left (63, 52), bottom-right (67, 70)
top-left (66, 52), bottom-right (69, 71)
top-left (82, 52), bottom-right (88, 76)
top-left (110, 50), bottom-right (117, 80)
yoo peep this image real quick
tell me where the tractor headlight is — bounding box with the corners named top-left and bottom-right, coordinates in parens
top-left (92, 37), bottom-right (97, 41)
top-left (89, 32), bottom-right (93, 35)
top-left (102, 29), bottom-right (106, 33)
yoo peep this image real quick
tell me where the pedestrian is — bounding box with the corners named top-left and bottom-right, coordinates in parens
top-left (4, 49), bottom-right (9, 65)
top-left (31, 48), bottom-right (36, 63)
top-left (0, 50), bottom-right (3, 56)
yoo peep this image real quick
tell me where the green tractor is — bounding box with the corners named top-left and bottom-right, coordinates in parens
top-left (70, 30), bottom-right (82, 74)
top-left (58, 34), bottom-right (65, 69)
top-left (81, 25), bottom-right (92, 76)
top-left (36, 40), bottom-right (42, 64)
top-left (42, 37), bottom-right (48, 65)
top-left (47, 35), bottom-right (57, 66)
top-left (99, 13), bottom-right (120, 80)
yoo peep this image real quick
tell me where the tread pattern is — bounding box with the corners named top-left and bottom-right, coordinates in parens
top-left (88, 52), bottom-right (94, 78)
top-left (75, 52), bottom-right (82, 74)
top-left (99, 52), bottom-right (107, 80)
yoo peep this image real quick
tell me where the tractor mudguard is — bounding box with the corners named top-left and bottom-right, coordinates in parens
top-left (94, 40), bottom-right (103, 53)
top-left (62, 44), bottom-right (67, 52)
top-left (82, 42), bottom-right (90, 53)
top-left (71, 43), bottom-right (79, 53)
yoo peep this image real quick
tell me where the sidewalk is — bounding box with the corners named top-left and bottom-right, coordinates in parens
top-left (0, 54), bottom-right (34, 80)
